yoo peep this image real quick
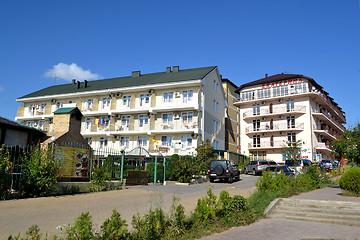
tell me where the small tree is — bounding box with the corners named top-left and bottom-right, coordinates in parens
top-left (281, 140), bottom-right (304, 173)
top-left (195, 139), bottom-right (215, 174)
top-left (332, 123), bottom-right (360, 164)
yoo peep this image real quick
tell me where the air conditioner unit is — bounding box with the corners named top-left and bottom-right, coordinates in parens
top-left (51, 99), bottom-right (56, 103)
top-left (278, 99), bottom-right (283, 103)
top-left (279, 115), bottom-right (283, 119)
top-left (175, 91), bottom-right (181, 97)
top-left (115, 115), bottom-right (121, 119)
top-left (280, 132), bottom-right (284, 135)
top-left (262, 133), bottom-right (267, 136)
top-left (109, 93), bottom-right (115, 98)
top-left (116, 93), bottom-right (122, 97)
top-left (262, 117), bottom-right (266, 121)
top-left (174, 114), bottom-right (180, 119)
top-left (114, 136), bottom-right (119, 140)
top-left (33, 122), bottom-right (38, 127)
top-left (148, 89), bottom-right (154, 94)
top-left (261, 101), bottom-right (266, 105)
top-left (191, 133), bottom-right (197, 138)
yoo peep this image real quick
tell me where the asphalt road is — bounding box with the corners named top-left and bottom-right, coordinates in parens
top-left (0, 175), bottom-right (259, 239)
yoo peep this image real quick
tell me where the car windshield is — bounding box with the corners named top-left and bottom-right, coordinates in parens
top-left (279, 166), bottom-right (290, 171)
top-left (322, 160), bottom-right (331, 163)
top-left (285, 160), bottom-right (299, 166)
top-left (259, 161), bottom-right (268, 165)
top-left (210, 161), bottom-right (227, 169)
top-left (269, 161), bottom-right (277, 165)
top-left (266, 167), bottom-right (277, 171)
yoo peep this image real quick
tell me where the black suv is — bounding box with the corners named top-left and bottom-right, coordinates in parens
top-left (208, 160), bottom-right (240, 183)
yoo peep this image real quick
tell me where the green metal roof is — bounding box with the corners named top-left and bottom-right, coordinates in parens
top-left (18, 66), bottom-right (217, 99)
top-left (53, 107), bottom-right (77, 114)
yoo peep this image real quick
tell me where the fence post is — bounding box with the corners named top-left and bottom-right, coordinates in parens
top-left (154, 156), bottom-right (157, 185)
top-left (89, 148), bottom-right (93, 181)
top-left (163, 157), bottom-right (166, 185)
top-left (120, 149), bottom-right (125, 183)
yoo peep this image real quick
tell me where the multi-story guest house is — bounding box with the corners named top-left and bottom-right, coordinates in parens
top-left (15, 66), bottom-right (225, 156)
top-left (234, 73), bottom-right (346, 163)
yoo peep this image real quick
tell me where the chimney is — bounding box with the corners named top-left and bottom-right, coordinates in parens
top-left (132, 71), bottom-right (141, 77)
top-left (72, 79), bottom-right (76, 84)
top-left (84, 80), bottom-right (88, 88)
top-left (166, 67), bottom-right (172, 73)
top-left (265, 74), bottom-right (268, 78)
top-left (173, 66), bottom-right (179, 72)
top-left (77, 81), bottom-right (80, 89)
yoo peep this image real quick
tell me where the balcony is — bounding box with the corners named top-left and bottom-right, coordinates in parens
top-left (313, 125), bottom-right (339, 141)
top-left (314, 142), bottom-right (332, 154)
top-left (246, 123), bottom-right (304, 135)
top-left (248, 141), bottom-right (285, 150)
top-left (243, 106), bottom-right (306, 120)
top-left (312, 109), bottom-right (346, 132)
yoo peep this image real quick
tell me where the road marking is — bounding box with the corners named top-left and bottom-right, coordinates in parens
top-left (227, 187), bottom-right (237, 189)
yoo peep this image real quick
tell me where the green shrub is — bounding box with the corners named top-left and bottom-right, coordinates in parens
top-left (101, 209), bottom-right (129, 240)
top-left (65, 212), bottom-right (94, 240)
top-left (193, 188), bottom-right (217, 225)
top-left (0, 146), bottom-right (11, 200)
top-left (61, 184), bottom-right (80, 195)
top-left (22, 146), bottom-right (59, 197)
top-left (339, 166), bottom-right (360, 195)
top-left (146, 162), bottom-right (170, 183)
top-left (169, 156), bottom-right (195, 183)
top-left (131, 208), bottom-right (166, 240)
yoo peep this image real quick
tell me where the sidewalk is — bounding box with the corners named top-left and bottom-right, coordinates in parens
top-left (201, 186), bottom-right (360, 240)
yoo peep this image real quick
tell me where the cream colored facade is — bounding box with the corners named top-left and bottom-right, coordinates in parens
top-left (15, 66), bottom-right (225, 156)
top-left (234, 74), bottom-right (346, 163)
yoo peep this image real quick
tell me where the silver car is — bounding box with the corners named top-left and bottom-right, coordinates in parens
top-left (244, 160), bottom-right (270, 175)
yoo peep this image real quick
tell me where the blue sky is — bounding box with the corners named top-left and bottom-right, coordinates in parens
top-left (0, 0), bottom-right (359, 127)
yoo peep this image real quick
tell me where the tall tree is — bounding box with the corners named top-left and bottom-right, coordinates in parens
top-left (332, 123), bottom-right (360, 164)
top-left (282, 140), bottom-right (304, 173)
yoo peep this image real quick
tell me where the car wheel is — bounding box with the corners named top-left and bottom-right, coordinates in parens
top-left (210, 178), bottom-right (214, 183)
top-left (228, 175), bottom-right (233, 183)
top-left (245, 169), bottom-right (248, 175)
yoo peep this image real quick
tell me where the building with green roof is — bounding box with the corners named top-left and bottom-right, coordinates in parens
top-left (15, 66), bottom-right (226, 156)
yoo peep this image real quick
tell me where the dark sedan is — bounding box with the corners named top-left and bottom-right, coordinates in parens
top-left (265, 166), bottom-right (295, 176)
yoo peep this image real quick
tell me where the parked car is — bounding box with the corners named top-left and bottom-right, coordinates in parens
top-left (265, 166), bottom-right (295, 176)
top-left (321, 160), bottom-right (337, 172)
top-left (244, 160), bottom-right (270, 175)
top-left (284, 159), bottom-right (312, 174)
top-left (268, 161), bottom-right (279, 166)
top-left (208, 160), bottom-right (240, 183)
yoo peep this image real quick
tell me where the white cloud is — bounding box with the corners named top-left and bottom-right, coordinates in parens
top-left (44, 63), bottom-right (100, 81)
top-left (0, 85), bottom-right (4, 92)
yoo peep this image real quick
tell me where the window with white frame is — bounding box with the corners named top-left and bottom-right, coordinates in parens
top-left (286, 100), bottom-right (294, 112)
top-left (181, 135), bottom-right (192, 148)
top-left (213, 100), bottom-right (219, 112)
top-left (86, 99), bottom-right (93, 110)
top-left (273, 85), bottom-right (288, 97)
top-left (294, 82), bottom-right (307, 93)
top-left (123, 96), bottom-right (131, 107)
top-left (162, 113), bottom-right (173, 124)
top-left (163, 92), bottom-right (173, 103)
top-left (121, 116), bottom-right (130, 127)
top-left (213, 140), bottom-right (219, 149)
top-left (102, 97), bottom-right (111, 110)
top-left (287, 116), bottom-right (295, 129)
top-left (85, 118), bottom-right (92, 130)
top-left (182, 112), bottom-right (193, 125)
top-left (26, 121), bottom-right (35, 128)
top-left (99, 137), bottom-right (108, 148)
top-left (140, 94), bottom-right (150, 106)
top-left (213, 80), bottom-right (219, 92)
top-left (56, 102), bottom-right (64, 110)
top-left (253, 135), bottom-right (260, 147)
top-left (161, 136), bottom-right (172, 146)
top-left (39, 103), bottom-right (47, 113)
top-left (257, 88), bottom-right (271, 99)
top-left (120, 136), bottom-right (130, 148)
top-left (253, 104), bottom-right (260, 115)
top-left (138, 136), bottom-right (147, 147)
top-left (139, 115), bottom-right (149, 127)
top-left (253, 119), bottom-right (260, 131)
top-left (241, 91), bottom-right (255, 101)
top-left (28, 105), bottom-right (36, 114)
top-left (213, 120), bottom-right (219, 132)
top-left (182, 90), bottom-right (193, 103)
top-left (38, 120), bottom-right (45, 130)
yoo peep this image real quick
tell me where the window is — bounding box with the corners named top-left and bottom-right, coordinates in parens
top-left (181, 135), bottom-right (192, 148)
top-left (120, 136), bottom-right (129, 148)
top-left (182, 112), bottom-right (193, 125)
top-left (253, 119), bottom-right (260, 131)
top-left (121, 116), bottom-right (130, 127)
top-left (250, 151), bottom-right (266, 161)
top-left (293, 82), bottom-right (307, 93)
top-left (183, 90), bottom-right (193, 103)
top-left (140, 94), bottom-right (150, 106)
top-left (138, 136), bottom-right (147, 147)
top-left (85, 118), bottom-right (92, 130)
top-left (86, 99), bottom-right (93, 110)
top-left (139, 115), bottom-right (149, 127)
top-left (97, 117), bottom-right (109, 126)
top-left (213, 140), bottom-right (219, 149)
top-left (163, 92), bottom-right (173, 103)
top-left (213, 100), bottom-right (219, 112)
top-left (26, 121), bottom-right (35, 128)
top-left (161, 136), bottom-right (172, 146)
top-left (241, 91), bottom-right (255, 101)
top-left (162, 113), bottom-right (173, 124)
top-left (273, 85), bottom-right (288, 97)
top-left (286, 100), bottom-right (294, 112)
top-left (38, 121), bottom-right (45, 130)
top-left (253, 135), bottom-right (260, 147)
top-left (213, 120), bottom-right (219, 132)
top-left (39, 103), bottom-right (47, 113)
top-left (123, 96), bottom-right (131, 107)
top-left (253, 104), bottom-right (260, 116)
top-left (213, 80), bottom-right (218, 92)
top-left (287, 132), bottom-right (296, 143)
top-left (287, 116), bottom-right (295, 129)
top-left (99, 137), bottom-right (108, 148)
top-left (102, 98), bottom-right (111, 110)
top-left (56, 102), bottom-right (63, 109)
top-left (257, 88), bottom-right (271, 99)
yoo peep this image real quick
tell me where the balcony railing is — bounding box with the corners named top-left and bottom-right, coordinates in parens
top-left (314, 142), bottom-right (332, 151)
top-left (243, 106), bottom-right (306, 118)
top-left (248, 141), bottom-right (285, 149)
top-left (246, 123), bottom-right (304, 133)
